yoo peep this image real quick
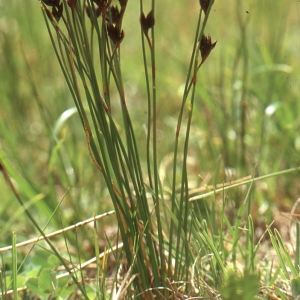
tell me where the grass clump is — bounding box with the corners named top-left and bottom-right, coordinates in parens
top-left (0, 0), bottom-right (300, 299)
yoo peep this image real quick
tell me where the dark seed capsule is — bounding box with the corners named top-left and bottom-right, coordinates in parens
top-left (199, 0), bottom-right (211, 15)
top-left (110, 6), bottom-right (121, 25)
top-left (118, 0), bottom-right (127, 9)
top-left (107, 23), bottom-right (124, 44)
top-left (52, 4), bottom-right (63, 22)
top-left (42, 0), bottom-right (60, 7)
top-left (140, 10), bottom-right (155, 36)
top-left (199, 34), bottom-right (217, 64)
top-left (86, 5), bottom-right (101, 19)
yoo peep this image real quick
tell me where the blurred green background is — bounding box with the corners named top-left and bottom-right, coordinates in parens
top-left (0, 0), bottom-right (300, 249)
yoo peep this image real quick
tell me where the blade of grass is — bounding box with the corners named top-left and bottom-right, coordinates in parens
top-left (267, 226), bottom-right (290, 280)
top-left (190, 166), bottom-right (300, 201)
top-left (0, 160), bottom-right (89, 299)
top-left (274, 229), bottom-right (298, 277)
top-left (246, 215), bottom-right (255, 272)
top-left (12, 231), bottom-right (17, 299)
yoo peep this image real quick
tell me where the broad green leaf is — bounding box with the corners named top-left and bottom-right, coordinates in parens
top-left (26, 277), bottom-right (46, 298)
top-left (292, 277), bottom-right (300, 298)
top-left (38, 268), bottom-right (57, 293)
top-left (221, 268), bottom-right (260, 300)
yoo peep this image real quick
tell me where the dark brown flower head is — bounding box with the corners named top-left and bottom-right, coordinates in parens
top-left (199, 34), bottom-right (217, 64)
top-left (110, 6), bottom-right (121, 25)
top-left (42, 0), bottom-right (60, 6)
top-left (92, 0), bottom-right (110, 8)
top-left (199, 0), bottom-right (211, 15)
top-left (118, 0), bottom-right (128, 9)
top-left (86, 5), bottom-right (101, 19)
top-left (52, 3), bottom-right (63, 22)
top-left (44, 2), bottom-right (63, 22)
top-left (140, 10), bottom-right (155, 36)
top-left (107, 23), bottom-right (124, 44)
top-left (90, 0), bottom-right (105, 16)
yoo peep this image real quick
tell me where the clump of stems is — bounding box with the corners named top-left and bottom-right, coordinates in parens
top-left (40, 0), bottom-right (216, 297)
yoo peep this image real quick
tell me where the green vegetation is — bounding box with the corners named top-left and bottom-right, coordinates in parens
top-left (0, 0), bottom-right (299, 299)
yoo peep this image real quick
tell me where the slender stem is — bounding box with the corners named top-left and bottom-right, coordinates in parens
top-left (169, 9), bottom-right (203, 279)
top-left (237, 1), bottom-right (249, 170)
top-left (0, 160), bottom-right (89, 299)
top-left (190, 166), bottom-right (300, 201)
top-left (139, 1), bottom-right (154, 194)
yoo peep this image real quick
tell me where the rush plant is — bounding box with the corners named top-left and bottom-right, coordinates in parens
top-left (39, 0), bottom-right (216, 297)
top-left (1, 0), bottom-right (299, 299)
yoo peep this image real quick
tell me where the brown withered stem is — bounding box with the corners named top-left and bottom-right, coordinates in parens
top-left (199, 33), bottom-right (217, 67)
top-left (67, 0), bottom-right (77, 10)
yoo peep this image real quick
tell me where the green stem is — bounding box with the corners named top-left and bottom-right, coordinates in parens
top-left (169, 9), bottom-right (203, 280)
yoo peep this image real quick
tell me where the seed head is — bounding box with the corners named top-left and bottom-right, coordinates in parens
top-left (92, 0), bottom-right (110, 9)
top-left (42, 0), bottom-right (61, 6)
top-left (140, 10), bottom-right (155, 36)
top-left (110, 6), bottom-right (121, 25)
top-left (199, 0), bottom-right (211, 15)
top-left (52, 4), bottom-right (63, 21)
top-left (199, 34), bottom-right (217, 64)
top-left (107, 23), bottom-right (124, 45)
top-left (43, 1), bottom-right (63, 22)
top-left (118, 0), bottom-right (127, 9)
top-left (86, 5), bottom-right (101, 19)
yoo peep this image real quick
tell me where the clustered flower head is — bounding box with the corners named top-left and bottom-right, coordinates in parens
top-left (88, 0), bottom-right (127, 45)
top-left (42, 0), bottom-right (128, 46)
top-left (106, 3), bottom-right (126, 45)
top-left (85, 5), bottom-right (101, 19)
top-left (199, 33), bottom-right (217, 65)
top-left (199, 0), bottom-right (211, 15)
top-left (42, 0), bottom-right (60, 5)
top-left (42, 0), bottom-right (63, 22)
top-left (197, 0), bottom-right (217, 66)
top-left (86, 0), bottom-right (107, 19)
top-left (107, 23), bottom-right (124, 45)
top-left (140, 10), bottom-right (155, 37)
